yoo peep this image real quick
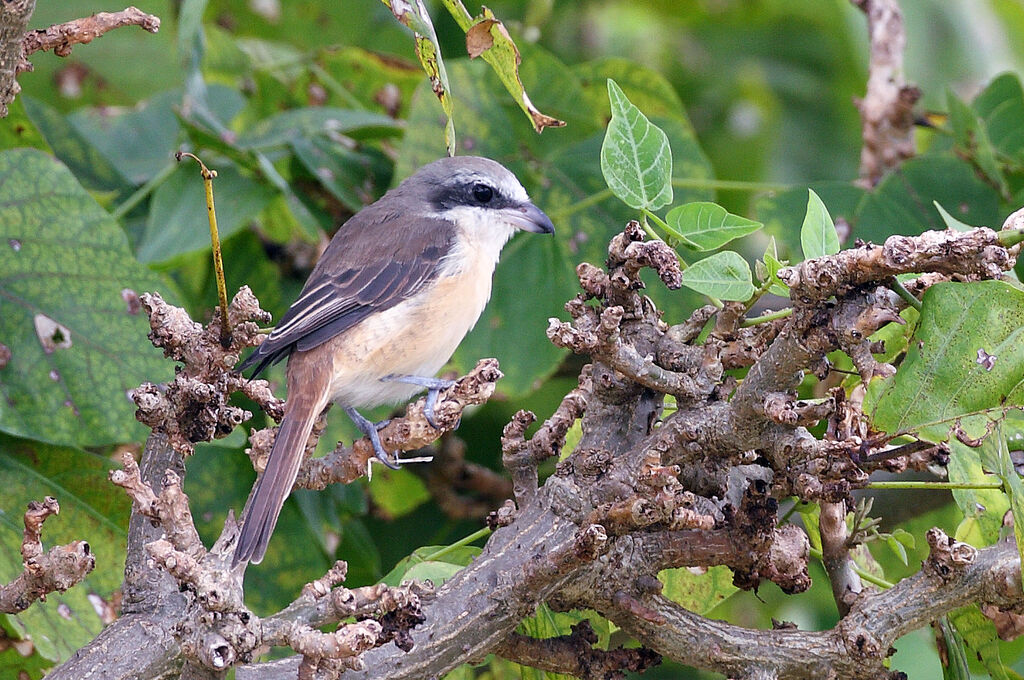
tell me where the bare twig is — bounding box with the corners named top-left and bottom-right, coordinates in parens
top-left (0, 497), bottom-right (95, 614)
top-left (22, 7), bottom-right (159, 60)
top-left (852, 0), bottom-right (920, 186)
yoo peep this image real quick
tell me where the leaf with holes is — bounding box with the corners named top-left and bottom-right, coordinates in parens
top-left (600, 79), bottom-right (673, 210)
top-left (0, 149), bottom-right (175, 446)
top-left (864, 281), bottom-right (1024, 443)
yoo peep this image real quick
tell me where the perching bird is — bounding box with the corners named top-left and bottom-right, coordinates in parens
top-left (234, 156), bottom-right (554, 564)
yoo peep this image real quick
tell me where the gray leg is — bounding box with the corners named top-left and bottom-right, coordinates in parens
top-left (382, 374), bottom-right (455, 429)
top-left (345, 406), bottom-right (399, 470)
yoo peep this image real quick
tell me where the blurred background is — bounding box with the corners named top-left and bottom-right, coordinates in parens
top-left (4, 1), bottom-right (1024, 678)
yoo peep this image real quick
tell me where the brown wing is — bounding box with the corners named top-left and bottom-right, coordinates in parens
top-left (240, 208), bottom-right (455, 377)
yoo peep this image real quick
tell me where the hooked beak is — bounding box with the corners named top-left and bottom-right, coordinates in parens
top-left (505, 202), bottom-right (555, 234)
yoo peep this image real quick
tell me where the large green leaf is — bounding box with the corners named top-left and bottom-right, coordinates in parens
top-left (21, 97), bottom-right (132, 198)
top-left (234, 108), bottom-right (401, 150)
top-left (0, 434), bottom-right (130, 665)
top-left (600, 79), bottom-right (673, 210)
top-left (137, 163), bottom-right (275, 264)
top-left (855, 154), bottom-right (1002, 245)
top-left (0, 149), bottom-right (175, 447)
top-left (68, 90), bottom-right (182, 185)
top-left (865, 281), bottom-right (1024, 442)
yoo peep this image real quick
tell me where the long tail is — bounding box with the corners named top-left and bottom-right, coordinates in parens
top-left (234, 352), bottom-right (330, 565)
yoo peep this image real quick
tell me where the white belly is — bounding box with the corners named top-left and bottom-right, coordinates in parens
top-left (325, 252), bottom-right (497, 408)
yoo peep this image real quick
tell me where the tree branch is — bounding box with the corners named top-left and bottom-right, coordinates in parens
top-left (21, 7), bottom-right (159, 60)
top-left (852, 0), bottom-right (920, 186)
top-left (0, 497), bottom-right (95, 614)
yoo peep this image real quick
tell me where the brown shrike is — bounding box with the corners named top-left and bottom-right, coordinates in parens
top-left (234, 156), bottom-right (554, 564)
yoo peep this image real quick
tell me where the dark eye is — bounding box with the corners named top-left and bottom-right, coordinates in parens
top-left (472, 183), bottom-right (493, 204)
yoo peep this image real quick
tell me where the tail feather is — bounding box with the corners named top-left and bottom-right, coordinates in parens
top-left (234, 407), bottom-right (319, 565)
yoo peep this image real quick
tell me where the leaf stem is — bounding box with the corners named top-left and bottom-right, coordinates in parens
top-left (808, 546), bottom-right (894, 589)
top-left (176, 152), bottom-right (232, 349)
top-left (421, 527), bottom-right (491, 562)
top-left (740, 307), bottom-right (793, 327)
top-left (889, 277), bottom-right (923, 312)
top-left (866, 480), bottom-right (1004, 490)
top-left (997, 228), bottom-right (1024, 247)
top-left (671, 177), bottom-right (791, 193)
top-left (111, 161), bottom-right (177, 220)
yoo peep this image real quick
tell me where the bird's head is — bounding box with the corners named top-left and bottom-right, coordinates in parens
top-left (410, 156), bottom-right (555, 238)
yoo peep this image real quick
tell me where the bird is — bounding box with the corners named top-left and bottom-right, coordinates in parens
top-left (234, 156), bottom-right (554, 565)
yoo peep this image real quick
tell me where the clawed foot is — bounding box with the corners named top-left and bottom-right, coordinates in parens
top-left (382, 374), bottom-right (455, 429)
top-left (345, 407), bottom-right (399, 470)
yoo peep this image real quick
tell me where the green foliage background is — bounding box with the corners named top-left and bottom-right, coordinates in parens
top-left (2, 1), bottom-right (1024, 678)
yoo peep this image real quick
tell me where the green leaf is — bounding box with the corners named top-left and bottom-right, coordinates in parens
top-left (948, 605), bottom-right (1013, 680)
top-left (679, 251), bottom-right (755, 301)
top-left (68, 91), bottom-right (182, 185)
top-left (452, 6), bottom-right (564, 132)
top-left (0, 97), bottom-right (50, 154)
top-left (658, 565), bottom-right (738, 615)
top-left (600, 79), bottom-right (673, 210)
top-left (971, 72), bottom-right (1024, 164)
top-left (0, 149), bottom-right (175, 447)
top-left (380, 0), bottom-right (457, 155)
top-left (933, 201), bottom-right (975, 232)
top-left (884, 534), bottom-right (909, 565)
top-left (856, 153), bottom-right (1001, 245)
top-left (865, 281), bottom-right (1024, 442)
top-left (949, 440), bottom-right (1009, 547)
top-left (760, 236), bottom-right (790, 297)
top-left (290, 137), bottom-right (392, 213)
top-left (381, 545), bottom-right (481, 587)
top-left (948, 88), bottom-right (1008, 196)
top-left (137, 164), bottom-right (275, 264)
top-left (367, 467), bottom-right (430, 519)
top-left (0, 434), bottom-right (130, 664)
top-left (234, 108), bottom-right (401, 150)
top-left (665, 202), bottom-right (762, 251)
top-left (981, 423), bottom-right (1024, 589)
top-left (0, 642), bottom-right (48, 680)
top-left (318, 47), bottom-right (425, 119)
top-left (756, 181), bottom-right (866, 259)
top-left (21, 97), bottom-right (132, 198)
top-left (800, 188), bottom-right (840, 260)
top-left (938, 616), bottom-right (971, 680)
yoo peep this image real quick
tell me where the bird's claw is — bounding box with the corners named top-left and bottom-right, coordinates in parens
top-left (382, 374), bottom-right (455, 430)
top-left (345, 406), bottom-right (400, 470)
